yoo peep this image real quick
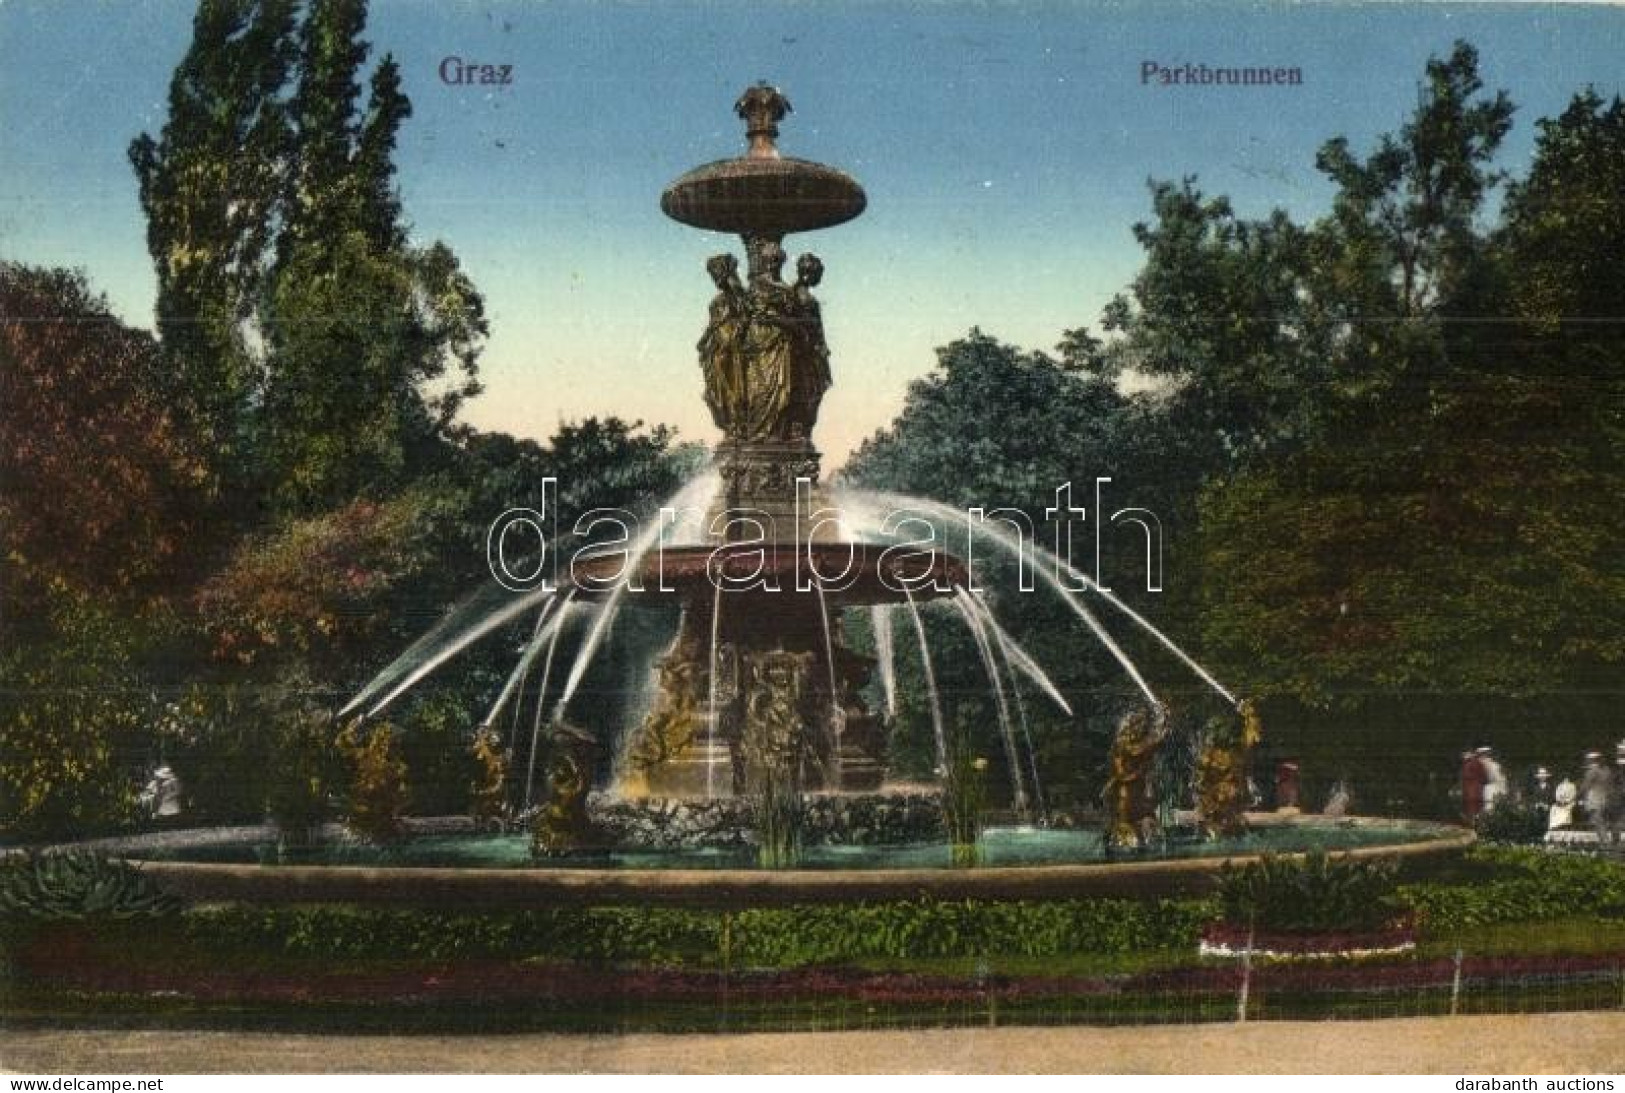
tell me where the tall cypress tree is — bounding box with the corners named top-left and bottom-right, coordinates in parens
top-left (260, 0), bottom-right (484, 515)
top-left (276, 0), bottom-right (410, 259)
top-left (277, 0), bottom-right (368, 266)
top-left (353, 57), bottom-right (412, 253)
top-left (129, 0), bottom-right (297, 494)
top-left (133, 0), bottom-right (484, 520)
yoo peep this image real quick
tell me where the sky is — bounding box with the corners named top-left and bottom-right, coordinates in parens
top-left (2, 0), bottom-right (1623, 466)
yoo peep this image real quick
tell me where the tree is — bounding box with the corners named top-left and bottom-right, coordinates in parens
top-left (261, 236), bottom-right (485, 513)
top-left (1193, 66), bottom-right (1625, 813)
top-left (132, 0), bottom-right (486, 518)
top-left (353, 58), bottom-right (412, 252)
top-left (0, 265), bottom-right (204, 839)
top-left (1314, 41), bottom-right (1513, 320)
top-left (196, 487), bottom-right (448, 678)
top-left (844, 331), bottom-right (1184, 803)
top-left (1500, 89), bottom-right (1625, 337)
top-left (429, 417), bottom-right (700, 588)
top-left (1102, 185), bottom-right (1320, 468)
top-left (847, 329), bottom-right (1131, 506)
top-left (194, 415), bottom-right (695, 709)
top-left (845, 47), bottom-right (1624, 814)
top-left (128, 0), bottom-right (297, 490)
top-left (0, 582), bottom-right (170, 837)
top-left (0, 264), bottom-right (206, 596)
top-left (261, 0), bottom-right (484, 514)
top-left (278, 0), bottom-right (370, 263)
top-left (1200, 70), bottom-right (1624, 708)
top-left (1101, 44), bottom-right (1515, 476)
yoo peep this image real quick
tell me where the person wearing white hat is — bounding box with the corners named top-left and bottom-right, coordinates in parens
top-left (1529, 766), bottom-right (1553, 802)
top-left (1526, 765), bottom-right (1553, 827)
top-left (138, 764), bottom-right (182, 820)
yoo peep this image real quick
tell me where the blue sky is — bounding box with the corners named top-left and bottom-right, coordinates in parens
top-left (2, 1), bottom-right (1622, 464)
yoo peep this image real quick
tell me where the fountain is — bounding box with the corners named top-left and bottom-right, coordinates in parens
top-left (577, 83), bottom-right (967, 808)
top-left (91, 86), bottom-right (1471, 898)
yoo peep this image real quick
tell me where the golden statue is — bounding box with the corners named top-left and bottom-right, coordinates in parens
top-left (699, 253), bottom-right (746, 431)
top-left (697, 243), bottom-right (832, 443)
top-left (1240, 697), bottom-right (1264, 751)
top-left (468, 726), bottom-right (509, 829)
top-left (531, 723), bottom-right (597, 857)
top-left (1103, 705), bottom-right (1167, 851)
top-left (740, 647), bottom-right (817, 789)
top-left (788, 253), bottom-right (832, 438)
top-left (624, 647), bottom-right (706, 790)
top-left (1194, 699), bottom-right (1263, 840)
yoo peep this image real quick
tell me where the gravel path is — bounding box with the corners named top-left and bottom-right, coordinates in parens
top-left (5, 1013), bottom-right (1624, 1073)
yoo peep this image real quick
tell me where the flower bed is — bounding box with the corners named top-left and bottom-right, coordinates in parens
top-left (11, 932), bottom-right (1624, 1008)
top-left (1198, 918), bottom-right (1417, 960)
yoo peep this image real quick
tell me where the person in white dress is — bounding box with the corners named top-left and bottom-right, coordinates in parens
top-left (1580, 752), bottom-right (1616, 844)
top-left (1549, 776), bottom-right (1578, 832)
top-left (1477, 747), bottom-right (1508, 812)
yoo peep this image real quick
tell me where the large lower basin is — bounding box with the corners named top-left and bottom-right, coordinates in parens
top-left (84, 814), bottom-right (1472, 908)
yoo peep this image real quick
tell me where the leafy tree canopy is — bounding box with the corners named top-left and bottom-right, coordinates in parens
top-left (0, 263), bottom-right (208, 599)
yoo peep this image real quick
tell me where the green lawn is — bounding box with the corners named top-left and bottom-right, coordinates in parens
top-left (1419, 917), bottom-right (1625, 959)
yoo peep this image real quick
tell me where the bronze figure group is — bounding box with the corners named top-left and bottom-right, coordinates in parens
top-left (699, 243), bottom-right (833, 444)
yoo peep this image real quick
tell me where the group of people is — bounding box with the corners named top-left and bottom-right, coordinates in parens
top-left (1563, 748), bottom-right (1625, 844)
top-left (1461, 742), bottom-right (1625, 843)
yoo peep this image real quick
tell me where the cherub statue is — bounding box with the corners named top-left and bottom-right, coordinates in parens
top-left (1103, 705), bottom-right (1167, 851)
top-left (1195, 700), bottom-right (1263, 839)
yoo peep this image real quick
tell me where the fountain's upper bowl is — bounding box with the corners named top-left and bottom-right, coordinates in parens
top-left (572, 542), bottom-right (965, 607)
top-left (661, 156), bottom-right (867, 238)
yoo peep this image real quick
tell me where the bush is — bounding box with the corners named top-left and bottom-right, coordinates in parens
top-left (153, 683), bottom-right (277, 822)
top-left (0, 584), bottom-right (167, 839)
top-left (168, 850), bottom-right (1625, 962)
top-left (182, 904), bottom-right (720, 965)
top-left (398, 692), bottom-right (479, 816)
top-left (196, 491), bottom-right (442, 677)
top-left (0, 851), bottom-right (180, 921)
top-left (1398, 847), bottom-right (1625, 932)
top-left (731, 898), bottom-right (1215, 965)
top-left (337, 721), bottom-right (409, 843)
top-left (266, 705), bottom-right (339, 844)
top-left (1474, 802), bottom-right (1548, 845)
top-left (1217, 851), bottom-right (1401, 933)
top-left (177, 896), bottom-right (1218, 968)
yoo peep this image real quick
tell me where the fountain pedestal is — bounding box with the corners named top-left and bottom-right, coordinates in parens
top-left (641, 737), bottom-right (735, 800)
top-left (610, 85), bottom-right (963, 800)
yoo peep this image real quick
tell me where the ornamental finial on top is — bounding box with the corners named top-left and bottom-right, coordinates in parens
top-left (735, 83), bottom-right (792, 159)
